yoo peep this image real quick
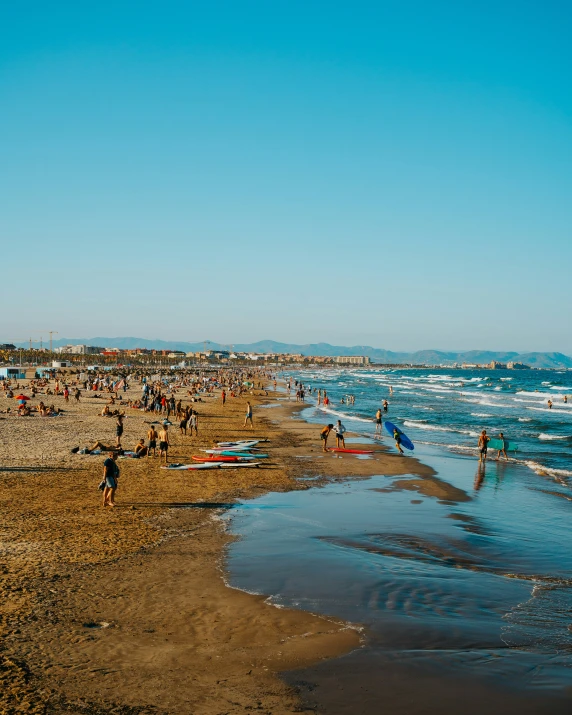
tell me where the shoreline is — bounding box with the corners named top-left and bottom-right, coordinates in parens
top-left (1, 379), bottom-right (434, 713)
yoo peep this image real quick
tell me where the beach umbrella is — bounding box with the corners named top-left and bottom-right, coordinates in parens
top-left (14, 394), bottom-right (30, 400)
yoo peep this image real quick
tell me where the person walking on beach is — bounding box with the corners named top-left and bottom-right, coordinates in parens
top-left (221, 389), bottom-right (226, 406)
top-left (115, 414), bottom-right (124, 448)
top-left (495, 432), bottom-right (509, 461)
top-left (334, 420), bottom-right (346, 448)
top-left (375, 408), bottom-right (382, 435)
top-left (189, 409), bottom-right (198, 436)
top-left (478, 429), bottom-right (489, 462)
top-left (102, 452), bottom-right (119, 507)
top-left (147, 426), bottom-right (158, 457)
top-left (393, 427), bottom-right (404, 455)
top-left (244, 401), bottom-right (254, 429)
top-left (320, 424), bottom-right (334, 451)
top-left (158, 424), bottom-right (169, 464)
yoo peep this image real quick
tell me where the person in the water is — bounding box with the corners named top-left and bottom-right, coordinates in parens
top-left (495, 432), bottom-right (509, 461)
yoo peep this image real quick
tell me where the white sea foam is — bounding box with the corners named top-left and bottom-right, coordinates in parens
top-left (471, 413), bottom-right (493, 418)
top-left (518, 417), bottom-right (532, 422)
top-left (538, 433), bottom-right (569, 441)
top-left (403, 420), bottom-right (479, 437)
top-left (317, 406), bottom-right (372, 424)
top-left (524, 461), bottom-right (572, 480)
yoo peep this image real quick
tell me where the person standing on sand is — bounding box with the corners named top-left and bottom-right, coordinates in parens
top-left (244, 401), bottom-right (254, 429)
top-left (478, 429), bottom-right (489, 462)
top-left (158, 424), bottom-right (169, 464)
top-left (393, 428), bottom-right (404, 455)
top-left (189, 409), bottom-right (199, 436)
top-left (147, 426), bottom-right (158, 457)
top-left (115, 414), bottom-right (124, 448)
top-left (102, 452), bottom-right (119, 507)
top-left (334, 420), bottom-right (346, 448)
top-left (375, 408), bottom-right (382, 435)
top-left (320, 424), bottom-right (334, 451)
top-left (221, 389), bottom-right (226, 406)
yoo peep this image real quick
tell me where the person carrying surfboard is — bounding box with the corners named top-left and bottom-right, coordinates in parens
top-left (334, 420), bottom-right (346, 448)
top-left (393, 428), bottom-right (404, 455)
top-left (495, 432), bottom-right (509, 462)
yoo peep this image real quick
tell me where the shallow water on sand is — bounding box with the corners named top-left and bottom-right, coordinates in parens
top-left (225, 442), bottom-right (572, 712)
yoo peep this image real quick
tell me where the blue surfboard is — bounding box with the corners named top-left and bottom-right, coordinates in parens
top-left (384, 421), bottom-right (414, 451)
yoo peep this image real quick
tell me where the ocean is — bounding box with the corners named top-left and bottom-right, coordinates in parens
top-left (223, 368), bottom-right (572, 713)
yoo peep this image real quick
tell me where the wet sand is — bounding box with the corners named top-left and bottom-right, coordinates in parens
top-left (1, 385), bottom-right (429, 713)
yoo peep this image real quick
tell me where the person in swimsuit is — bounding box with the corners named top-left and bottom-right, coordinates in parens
top-left (189, 410), bottom-right (198, 436)
top-left (158, 425), bottom-right (169, 464)
top-left (102, 452), bottom-right (119, 507)
top-left (115, 414), bottom-right (124, 447)
top-left (134, 439), bottom-right (148, 457)
top-left (383, 400), bottom-right (388, 413)
top-left (320, 424), bottom-right (334, 451)
top-left (179, 415), bottom-right (188, 435)
top-left (495, 431), bottom-right (509, 461)
top-left (393, 428), bottom-right (404, 455)
top-left (244, 401), bottom-right (253, 429)
top-left (221, 389), bottom-right (226, 406)
top-left (375, 409), bottom-right (382, 435)
top-left (478, 429), bottom-right (489, 462)
top-left (147, 426), bottom-right (158, 457)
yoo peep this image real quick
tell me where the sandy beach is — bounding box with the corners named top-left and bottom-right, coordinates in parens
top-left (1, 376), bottom-right (431, 714)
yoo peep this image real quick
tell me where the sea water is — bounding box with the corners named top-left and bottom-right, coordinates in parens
top-left (224, 368), bottom-right (572, 710)
top-left (289, 367), bottom-right (572, 484)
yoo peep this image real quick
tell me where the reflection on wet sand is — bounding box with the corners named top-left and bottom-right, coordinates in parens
top-left (371, 475), bottom-right (471, 503)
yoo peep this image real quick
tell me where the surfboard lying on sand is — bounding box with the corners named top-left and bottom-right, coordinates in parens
top-left (192, 455), bottom-right (253, 462)
top-left (384, 421), bottom-right (415, 451)
top-left (162, 462), bottom-right (225, 470)
top-left (487, 438), bottom-right (518, 451)
top-left (328, 448), bottom-right (374, 454)
top-left (217, 440), bottom-right (262, 448)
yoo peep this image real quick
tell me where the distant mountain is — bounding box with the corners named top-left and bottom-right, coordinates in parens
top-left (12, 337), bottom-right (572, 369)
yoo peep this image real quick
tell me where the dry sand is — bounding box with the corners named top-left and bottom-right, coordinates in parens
top-left (1, 381), bottom-right (432, 713)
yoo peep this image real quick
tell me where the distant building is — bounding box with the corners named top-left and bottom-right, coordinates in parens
top-left (489, 361), bottom-right (507, 370)
top-left (0, 343), bottom-right (16, 351)
top-left (334, 356), bottom-right (371, 365)
top-left (54, 344), bottom-right (102, 355)
top-left (507, 361), bottom-right (530, 370)
top-left (0, 367), bottom-right (26, 379)
top-left (52, 360), bottom-right (72, 368)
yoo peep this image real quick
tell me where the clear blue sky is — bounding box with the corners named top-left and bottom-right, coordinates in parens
top-left (1, 1), bottom-right (570, 352)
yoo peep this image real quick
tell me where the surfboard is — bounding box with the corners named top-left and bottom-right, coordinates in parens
top-left (219, 462), bottom-right (261, 468)
top-left (216, 451), bottom-right (268, 458)
top-left (217, 440), bottom-right (261, 448)
top-left (487, 438), bottom-right (518, 452)
top-left (328, 448), bottom-right (374, 454)
top-left (384, 421), bottom-right (414, 451)
top-left (192, 455), bottom-right (252, 462)
top-left (162, 462), bottom-right (224, 470)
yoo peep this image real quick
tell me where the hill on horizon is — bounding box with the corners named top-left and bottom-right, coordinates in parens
top-left (12, 337), bottom-right (572, 369)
